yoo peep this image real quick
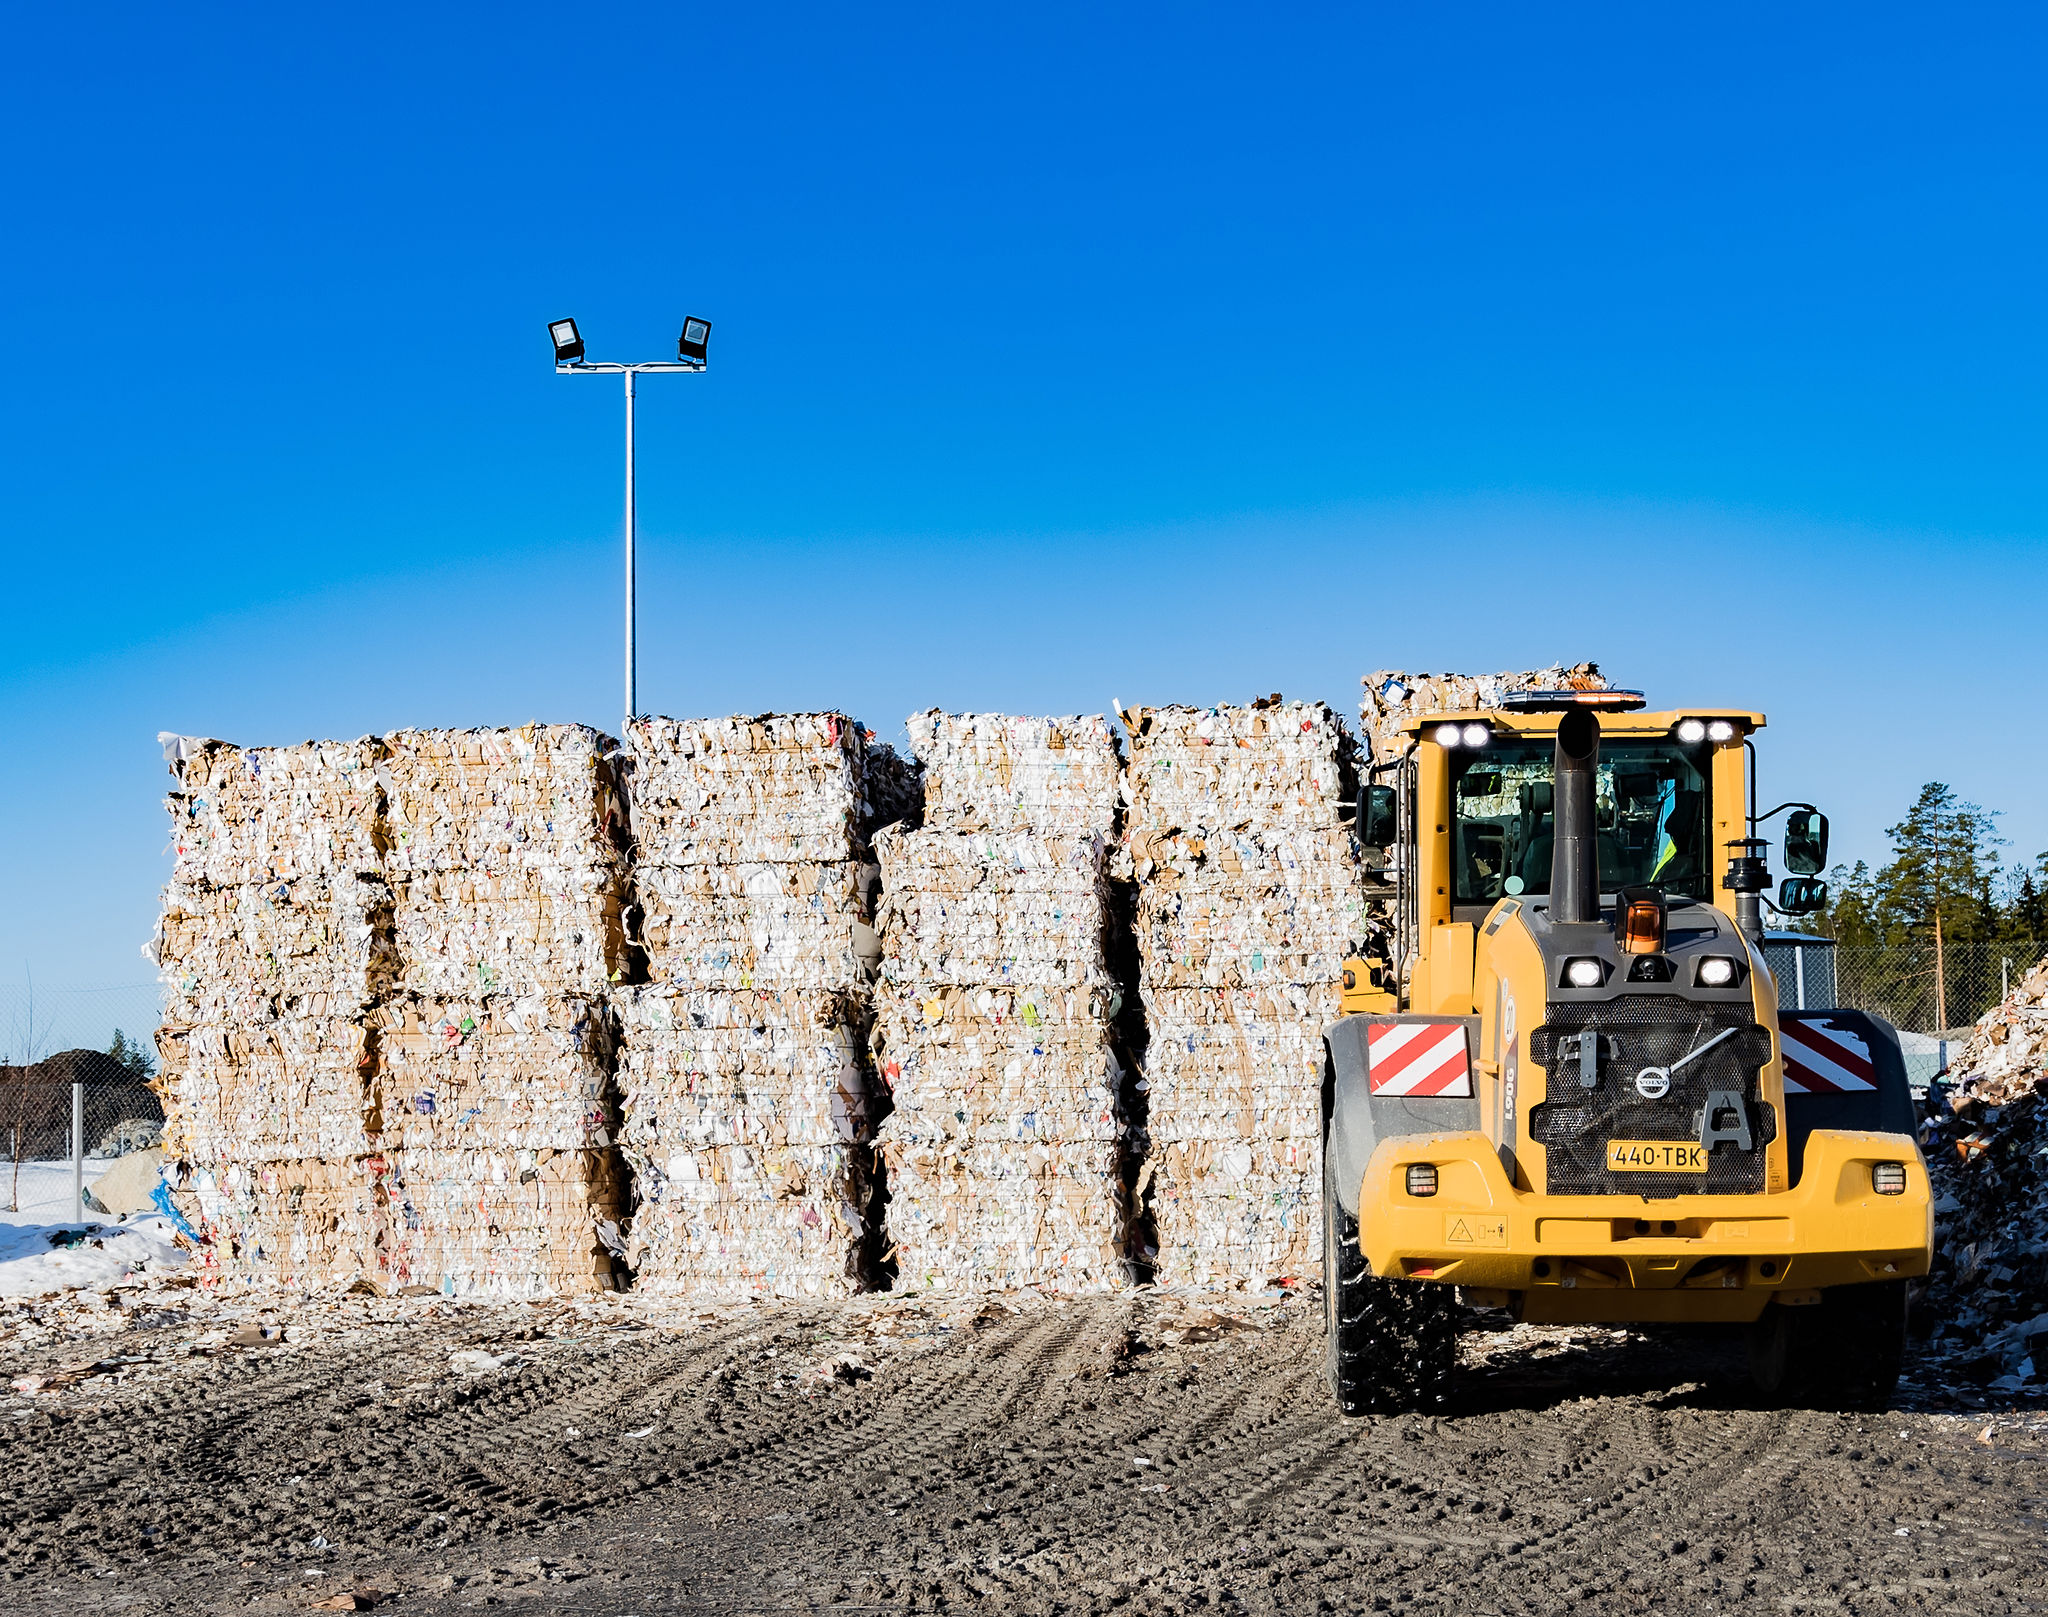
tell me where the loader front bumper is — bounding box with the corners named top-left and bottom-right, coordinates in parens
top-left (1353, 1129), bottom-right (1932, 1325)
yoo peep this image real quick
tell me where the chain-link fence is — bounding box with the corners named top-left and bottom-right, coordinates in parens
top-left (0, 984), bottom-right (165, 1222)
top-left (1831, 940), bottom-right (2042, 1038)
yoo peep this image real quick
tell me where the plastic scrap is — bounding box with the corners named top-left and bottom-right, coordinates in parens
top-left (1914, 953), bottom-right (2048, 1400)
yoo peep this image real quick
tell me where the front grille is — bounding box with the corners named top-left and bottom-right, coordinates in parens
top-left (1529, 996), bottom-right (1773, 1196)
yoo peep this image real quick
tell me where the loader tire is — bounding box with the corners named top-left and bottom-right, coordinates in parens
top-left (1323, 1148), bottom-right (1457, 1416)
top-left (1747, 1280), bottom-right (1908, 1411)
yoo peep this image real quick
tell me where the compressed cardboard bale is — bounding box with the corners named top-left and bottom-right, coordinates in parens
top-left (1122, 699), bottom-right (1367, 1289)
top-left (633, 861), bottom-right (868, 990)
top-left (906, 711), bottom-right (1122, 835)
top-left (1121, 701), bottom-right (1356, 832)
top-left (874, 830), bottom-right (1117, 992)
top-left (614, 713), bottom-right (887, 1297)
top-left (378, 724), bottom-right (626, 879)
top-left (613, 985), bottom-right (868, 1299)
top-left (163, 736), bottom-right (384, 888)
top-left (388, 867), bottom-right (625, 998)
top-left (877, 1140), bottom-right (1129, 1292)
top-left (371, 1147), bottom-right (625, 1299)
top-left (1144, 1134), bottom-right (1321, 1289)
top-left (151, 875), bottom-right (397, 1023)
top-left (1357, 663), bottom-right (1610, 764)
top-left (873, 989), bottom-right (1123, 1147)
top-left (621, 715), bottom-right (890, 1054)
top-left (371, 994), bottom-right (616, 1153)
top-left (1128, 828), bottom-right (1369, 990)
top-left (186, 1156), bottom-right (383, 1289)
top-left (624, 712), bottom-right (874, 867)
top-left (620, 1137), bottom-right (865, 1299)
top-left (870, 713), bottom-right (1131, 1293)
top-left (155, 1017), bottom-right (373, 1163)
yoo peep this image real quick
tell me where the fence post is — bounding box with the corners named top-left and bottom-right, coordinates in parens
top-left (1933, 912), bottom-right (1947, 1035)
top-left (71, 1081), bottom-right (83, 1224)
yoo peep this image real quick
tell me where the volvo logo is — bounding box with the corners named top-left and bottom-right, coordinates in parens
top-left (1632, 1027), bottom-right (1738, 1104)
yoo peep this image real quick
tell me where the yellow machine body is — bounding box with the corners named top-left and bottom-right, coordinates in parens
top-left (1331, 704), bottom-right (1931, 1325)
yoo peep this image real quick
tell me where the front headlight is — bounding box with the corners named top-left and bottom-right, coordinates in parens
top-left (1564, 957), bottom-right (1607, 988)
top-left (1696, 955), bottom-right (1741, 987)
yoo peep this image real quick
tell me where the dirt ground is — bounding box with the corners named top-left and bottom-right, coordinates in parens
top-left (3, 1282), bottom-right (2046, 1616)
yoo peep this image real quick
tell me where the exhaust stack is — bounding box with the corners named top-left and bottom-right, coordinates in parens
top-left (1551, 709), bottom-right (1601, 924)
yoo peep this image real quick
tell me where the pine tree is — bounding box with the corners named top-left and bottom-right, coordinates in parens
top-left (106, 1029), bottom-right (155, 1080)
top-left (1868, 783), bottom-right (2005, 948)
top-left (1995, 852), bottom-right (2048, 964)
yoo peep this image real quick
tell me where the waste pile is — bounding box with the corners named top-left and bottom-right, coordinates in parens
top-left (1357, 663), bottom-right (1611, 763)
top-left (1916, 953), bottom-right (2048, 1399)
top-left (612, 713), bottom-right (901, 1299)
top-left (0, 1050), bottom-right (165, 1161)
top-left (153, 727), bottom-right (633, 1298)
top-left (1122, 698), bottom-right (1368, 1289)
top-left (869, 712), bottom-right (1131, 1292)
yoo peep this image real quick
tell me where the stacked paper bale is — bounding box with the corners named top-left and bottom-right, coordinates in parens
top-left (1357, 663), bottom-right (1610, 764)
top-left (613, 713), bottom-right (890, 1299)
top-left (1123, 699), bottom-right (1370, 1289)
top-left (152, 737), bottom-right (392, 1285)
top-left (369, 725), bottom-right (631, 1297)
top-left (870, 711), bottom-right (1130, 1293)
top-left (153, 725), bottom-right (634, 1296)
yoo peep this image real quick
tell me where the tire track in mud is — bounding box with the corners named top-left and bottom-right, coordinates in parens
top-left (8, 1298), bottom-right (2048, 1617)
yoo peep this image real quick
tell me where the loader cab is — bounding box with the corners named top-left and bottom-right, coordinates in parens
top-left (1378, 698), bottom-right (1763, 1017)
top-left (1448, 739), bottom-right (1716, 918)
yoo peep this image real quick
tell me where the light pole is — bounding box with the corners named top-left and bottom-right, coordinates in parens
top-left (551, 317), bottom-right (712, 728)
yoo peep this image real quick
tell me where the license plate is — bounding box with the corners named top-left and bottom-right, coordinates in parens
top-left (1606, 1139), bottom-right (1708, 1173)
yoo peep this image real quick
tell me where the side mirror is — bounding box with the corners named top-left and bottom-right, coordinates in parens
top-left (1359, 784), bottom-right (1397, 847)
top-left (1783, 809), bottom-right (1829, 875)
top-left (1777, 876), bottom-right (1828, 916)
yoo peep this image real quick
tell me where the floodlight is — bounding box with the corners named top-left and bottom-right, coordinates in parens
top-left (550, 318), bottom-right (585, 363)
top-left (678, 316), bottom-right (712, 363)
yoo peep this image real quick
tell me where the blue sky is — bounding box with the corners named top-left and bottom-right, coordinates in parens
top-left (5, 5), bottom-right (2047, 1030)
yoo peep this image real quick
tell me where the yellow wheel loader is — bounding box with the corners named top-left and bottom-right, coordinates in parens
top-left (1322, 691), bottom-right (1931, 1413)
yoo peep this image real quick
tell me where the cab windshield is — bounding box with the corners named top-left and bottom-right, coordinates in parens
top-left (1450, 738), bottom-right (1713, 904)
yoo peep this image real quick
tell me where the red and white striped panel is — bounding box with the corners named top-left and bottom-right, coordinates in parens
top-left (1366, 1021), bottom-right (1473, 1098)
top-left (1781, 1018), bottom-right (1878, 1094)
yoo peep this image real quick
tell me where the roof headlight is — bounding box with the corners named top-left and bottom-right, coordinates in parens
top-left (1564, 957), bottom-right (1606, 988)
top-left (1707, 719), bottom-right (1738, 743)
top-left (1696, 955), bottom-right (1739, 987)
top-left (1675, 718), bottom-right (1708, 744)
top-left (1433, 723), bottom-right (1464, 747)
top-left (1461, 723), bottom-right (1489, 748)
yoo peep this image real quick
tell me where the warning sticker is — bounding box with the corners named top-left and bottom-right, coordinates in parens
top-left (1444, 1215), bottom-right (1507, 1248)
